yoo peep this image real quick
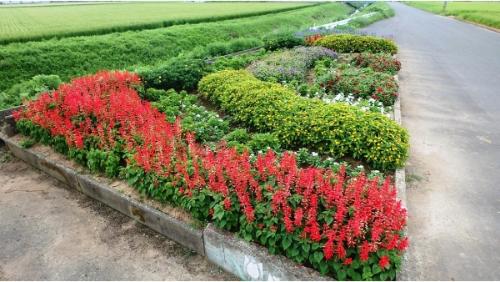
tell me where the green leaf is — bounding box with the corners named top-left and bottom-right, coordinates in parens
top-left (302, 243), bottom-right (310, 253)
top-left (372, 264), bottom-right (382, 274)
top-left (319, 263), bottom-right (328, 275)
top-left (351, 259), bottom-right (360, 269)
top-left (337, 269), bottom-right (347, 281)
top-left (282, 236), bottom-right (292, 249)
top-left (362, 265), bottom-right (373, 279)
top-left (313, 251), bottom-right (324, 264)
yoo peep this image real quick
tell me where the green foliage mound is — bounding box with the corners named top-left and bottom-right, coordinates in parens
top-left (199, 70), bottom-right (408, 170)
top-left (0, 75), bottom-right (62, 109)
top-left (313, 34), bottom-right (398, 54)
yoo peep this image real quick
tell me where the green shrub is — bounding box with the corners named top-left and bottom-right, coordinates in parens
top-left (0, 74), bottom-right (62, 109)
top-left (223, 128), bottom-right (250, 144)
top-left (262, 30), bottom-right (305, 51)
top-left (247, 133), bottom-right (281, 152)
top-left (313, 34), bottom-right (398, 54)
top-left (150, 89), bottom-right (230, 143)
top-left (137, 57), bottom-right (207, 91)
top-left (199, 70), bottom-right (408, 170)
top-left (208, 49), bottom-right (268, 72)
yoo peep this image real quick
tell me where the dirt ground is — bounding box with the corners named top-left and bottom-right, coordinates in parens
top-left (0, 146), bottom-right (235, 280)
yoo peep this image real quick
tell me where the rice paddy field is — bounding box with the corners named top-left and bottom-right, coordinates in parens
top-left (0, 1), bottom-right (311, 43)
top-left (0, 2), bottom-right (355, 91)
top-left (407, 1), bottom-right (500, 29)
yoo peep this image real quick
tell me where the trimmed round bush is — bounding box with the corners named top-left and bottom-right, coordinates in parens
top-left (199, 70), bottom-right (408, 170)
top-left (262, 31), bottom-right (305, 51)
top-left (137, 57), bottom-right (207, 92)
top-left (313, 34), bottom-right (398, 54)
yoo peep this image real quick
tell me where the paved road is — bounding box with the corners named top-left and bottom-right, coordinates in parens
top-left (363, 3), bottom-right (500, 280)
top-left (0, 148), bottom-right (234, 280)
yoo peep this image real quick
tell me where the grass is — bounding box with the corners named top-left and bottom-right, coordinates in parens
top-left (0, 2), bottom-right (311, 44)
top-left (345, 2), bottom-right (395, 29)
top-left (0, 3), bottom-right (354, 91)
top-left (407, 1), bottom-right (500, 29)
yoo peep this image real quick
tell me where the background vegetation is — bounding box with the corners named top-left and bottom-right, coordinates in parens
top-left (0, 2), bottom-right (311, 44)
top-left (407, 1), bottom-right (500, 29)
top-left (0, 3), bottom-right (354, 91)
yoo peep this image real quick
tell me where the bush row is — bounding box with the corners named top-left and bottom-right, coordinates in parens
top-left (15, 71), bottom-right (407, 280)
top-left (135, 38), bottom-right (266, 92)
top-left (0, 3), bottom-right (354, 91)
top-left (199, 70), bottom-right (408, 170)
top-left (312, 34), bottom-right (398, 54)
top-left (247, 46), bottom-right (337, 83)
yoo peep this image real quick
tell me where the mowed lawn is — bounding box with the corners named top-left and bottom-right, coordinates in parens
top-left (407, 1), bottom-right (500, 29)
top-left (0, 2), bottom-right (310, 43)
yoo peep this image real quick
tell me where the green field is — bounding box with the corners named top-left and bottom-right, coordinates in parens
top-left (407, 1), bottom-right (500, 29)
top-left (0, 2), bottom-right (310, 43)
top-left (0, 3), bottom-right (354, 91)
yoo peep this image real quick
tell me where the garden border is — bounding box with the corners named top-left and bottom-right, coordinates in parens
top-left (0, 74), bottom-right (408, 280)
top-left (0, 114), bottom-right (324, 281)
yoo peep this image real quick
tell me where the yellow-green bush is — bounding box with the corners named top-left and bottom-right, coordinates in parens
top-left (199, 70), bottom-right (408, 170)
top-left (313, 34), bottom-right (398, 54)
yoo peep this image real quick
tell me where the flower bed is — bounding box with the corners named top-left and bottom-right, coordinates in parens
top-left (351, 52), bottom-right (401, 75)
top-left (247, 46), bottom-right (337, 83)
top-left (199, 70), bottom-right (408, 170)
top-left (14, 71), bottom-right (407, 280)
top-left (316, 63), bottom-right (399, 106)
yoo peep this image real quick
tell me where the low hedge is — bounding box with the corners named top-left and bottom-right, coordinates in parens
top-left (313, 34), bottom-right (398, 54)
top-left (199, 70), bottom-right (408, 170)
top-left (15, 71), bottom-right (408, 280)
top-left (262, 30), bottom-right (305, 51)
top-left (136, 57), bottom-right (207, 92)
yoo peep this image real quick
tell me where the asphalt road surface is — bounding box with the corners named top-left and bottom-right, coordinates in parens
top-left (363, 3), bottom-right (500, 280)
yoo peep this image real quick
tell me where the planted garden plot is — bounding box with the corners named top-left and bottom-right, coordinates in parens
top-left (1, 31), bottom-right (409, 281)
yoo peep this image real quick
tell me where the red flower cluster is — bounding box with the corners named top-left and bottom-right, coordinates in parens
top-left (14, 71), bottom-right (408, 265)
top-left (305, 34), bottom-right (324, 45)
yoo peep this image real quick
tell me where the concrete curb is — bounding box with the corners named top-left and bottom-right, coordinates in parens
top-left (0, 131), bottom-right (205, 256)
top-left (393, 75), bottom-right (409, 281)
top-left (393, 74), bottom-right (407, 209)
top-left (204, 224), bottom-right (326, 281)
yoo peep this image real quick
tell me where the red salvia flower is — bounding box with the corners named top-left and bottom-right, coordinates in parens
top-left (379, 255), bottom-right (390, 269)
